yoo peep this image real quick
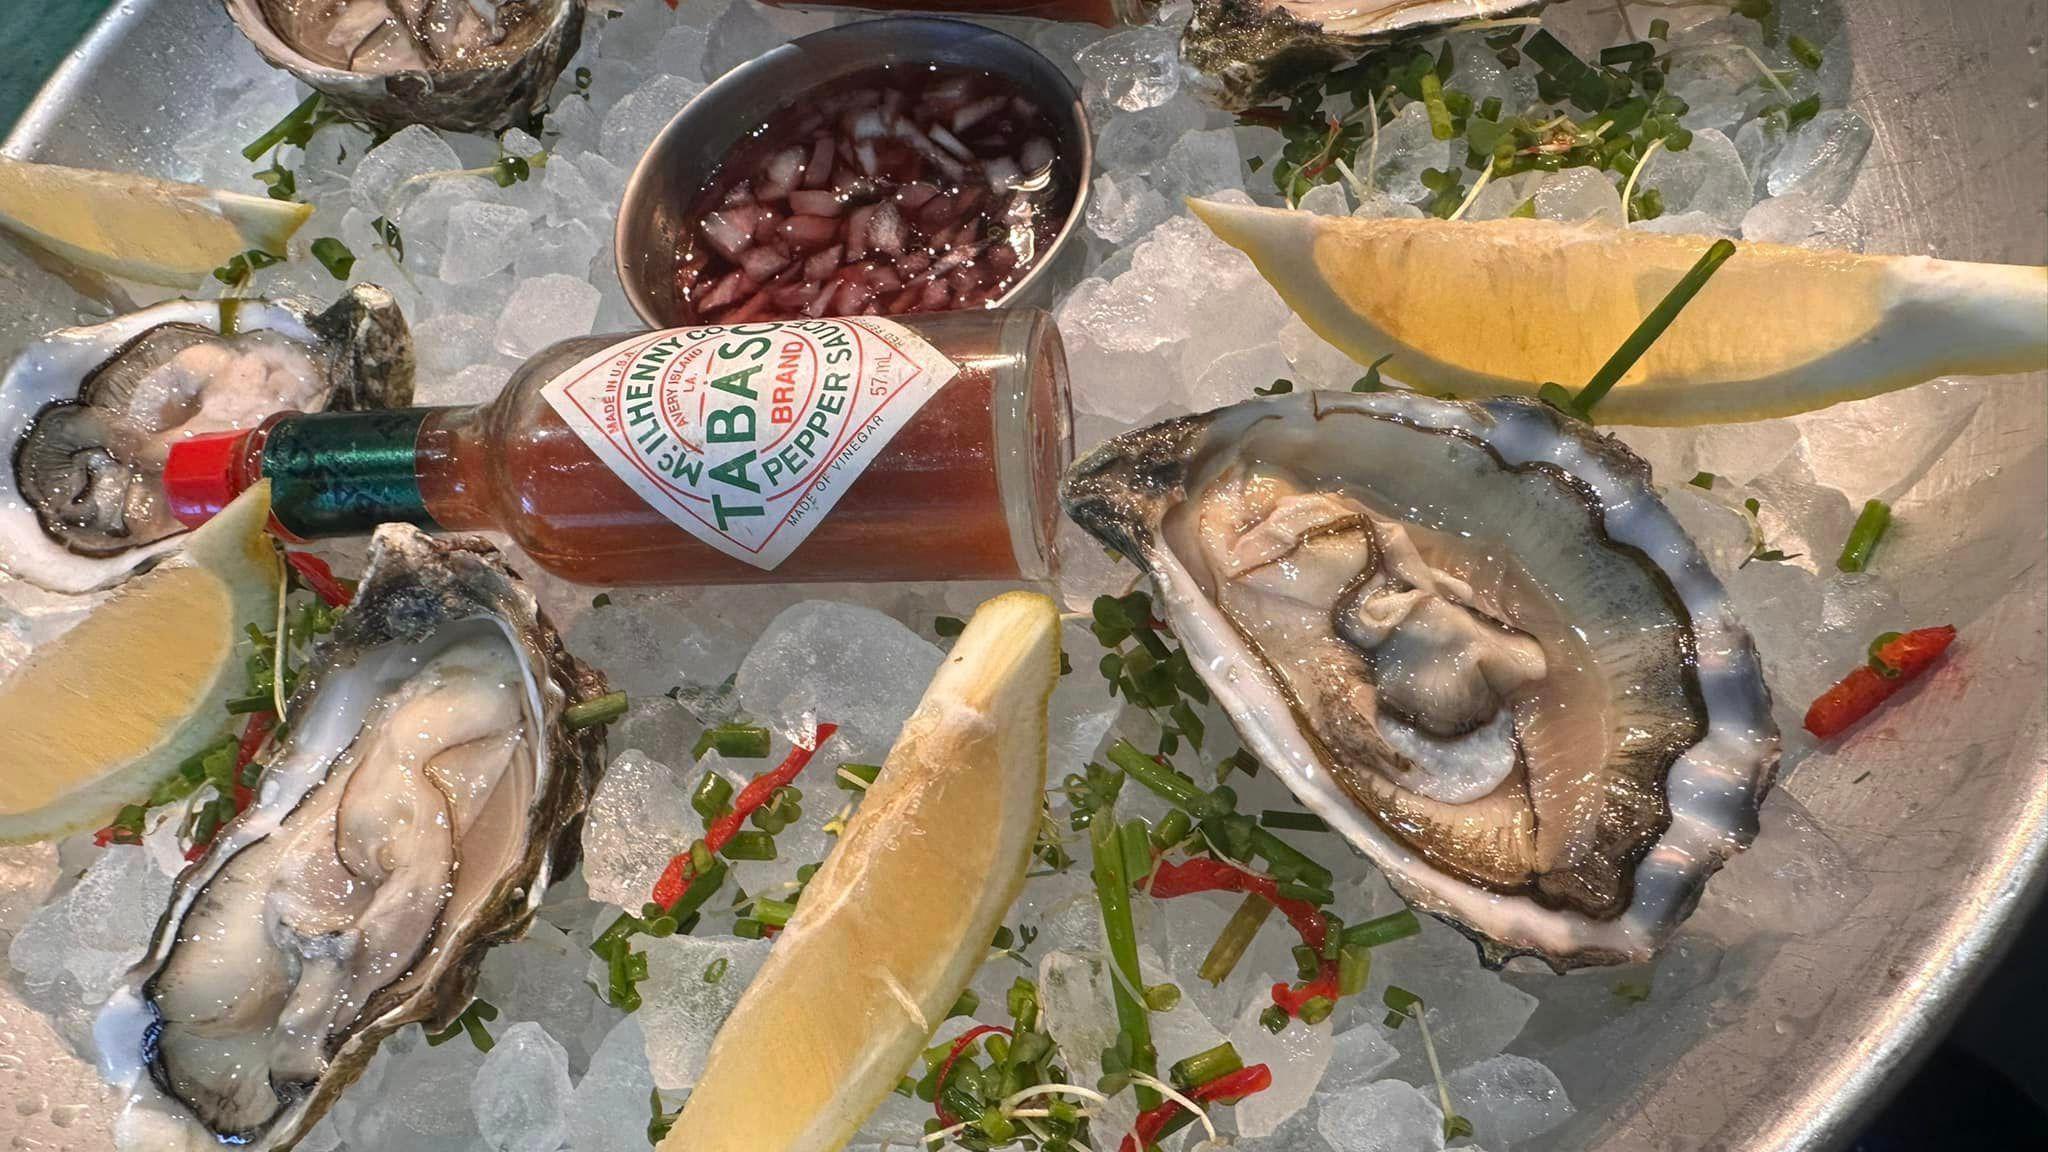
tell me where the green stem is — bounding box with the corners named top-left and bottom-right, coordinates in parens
top-left (1089, 816), bottom-right (1157, 1109)
top-left (1199, 893), bottom-right (1275, 985)
top-left (565, 690), bottom-right (628, 730)
top-left (1107, 740), bottom-right (1332, 888)
top-left (1169, 1042), bottom-right (1245, 1091)
top-left (1572, 238), bottom-right (1738, 420)
top-left (1341, 908), bottom-right (1422, 950)
top-left (241, 91), bottom-right (323, 161)
top-left (1836, 499), bottom-right (1892, 573)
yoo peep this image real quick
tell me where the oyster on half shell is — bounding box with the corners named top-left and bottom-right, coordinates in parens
top-left (1184, 0), bottom-right (1545, 110)
top-left (1063, 391), bottom-right (1778, 967)
top-left (0, 285), bottom-right (413, 594)
top-left (94, 525), bottom-right (608, 1151)
top-left (222, 0), bottom-right (586, 133)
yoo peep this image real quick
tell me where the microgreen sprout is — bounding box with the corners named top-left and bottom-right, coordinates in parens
top-left (425, 997), bottom-right (499, 1052)
top-left (1384, 986), bottom-right (1470, 1140)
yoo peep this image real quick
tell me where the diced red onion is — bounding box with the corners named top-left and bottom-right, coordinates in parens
top-left (740, 246), bottom-right (791, 283)
top-left (803, 245), bottom-right (844, 282)
top-left (779, 214), bottom-right (841, 251)
top-left (953, 95), bottom-right (1007, 135)
top-left (845, 203), bottom-right (877, 260)
top-left (869, 201), bottom-right (907, 256)
top-left (803, 137), bottom-right (835, 189)
top-left (787, 190), bottom-right (843, 217)
top-left (697, 270), bottom-right (748, 313)
top-left (759, 146), bottom-right (806, 201)
top-left (1021, 137), bottom-right (1056, 176)
top-left (700, 210), bottom-right (754, 261)
top-left (983, 156), bottom-right (1022, 192)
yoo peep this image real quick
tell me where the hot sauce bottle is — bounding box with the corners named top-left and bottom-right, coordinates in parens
top-left (163, 309), bottom-right (1071, 586)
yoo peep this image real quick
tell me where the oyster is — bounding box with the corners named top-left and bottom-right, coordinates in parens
top-left (0, 285), bottom-right (413, 593)
top-left (1063, 391), bottom-right (1778, 967)
top-left (222, 0), bottom-right (586, 133)
top-left (95, 525), bottom-right (608, 1151)
top-left (1184, 0), bottom-right (1544, 110)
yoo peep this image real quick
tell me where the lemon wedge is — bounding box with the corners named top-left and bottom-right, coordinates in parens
top-left (0, 160), bottom-right (313, 289)
top-left (0, 482), bottom-right (281, 844)
top-left (1190, 198), bottom-right (2048, 425)
top-left (661, 590), bottom-right (1060, 1152)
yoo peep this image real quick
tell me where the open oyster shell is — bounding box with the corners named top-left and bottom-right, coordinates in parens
top-left (1063, 391), bottom-right (1778, 968)
top-left (1184, 0), bottom-right (1544, 110)
top-left (0, 285), bottom-right (413, 594)
top-left (94, 525), bottom-right (607, 1151)
top-left (221, 0), bottom-right (587, 133)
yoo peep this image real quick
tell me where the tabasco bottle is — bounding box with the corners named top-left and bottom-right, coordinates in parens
top-left (163, 309), bottom-right (1072, 586)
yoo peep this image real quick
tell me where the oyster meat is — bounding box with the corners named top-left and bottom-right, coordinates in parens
top-left (222, 0), bottom-right (586, 133)
top-left (1184, 0), bottom-right (1544, 110)
top-left (94, 525), bottom-right (607, 1151)
top-left (0, 284), bottom-right (412, 593)
top-left (1064, 391), bottom-right (1778, 967)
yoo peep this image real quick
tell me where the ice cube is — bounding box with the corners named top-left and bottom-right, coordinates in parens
top-left (735, 600), bottom-right (945, 758)
top-left (1077, 23), bottom-right (1182, 113)
top-left (1235, 1106), bottom-right (1337, 1151)
top-left (339, 1027), bottom-right (488, 1150)
top-left (1065, 335), bottom-right (1177, 422)
top-left (1691, 420), bottom-right (1801, 486)
top-left (1734, 117), bottom-right (1787, 195)
top-left (1634, 128), bottom-right (1752, 232)
top-left (1038, 950), bottom-right (1139, 1145)
top-left (601, 74), bottom-right (707, 166)
top-left (653, 24), bottom-right (710, 83)
top-left (1186, 342), bottom-right (1294, 412)
top-left (1280, 315), bottom-right (1366, 392)
top-left (1155, 128), bottom-right (1245, 204)
top-left (1053, 517), bottom-right (1139, 613)
top-left (351, 124), bottom-right (463, 218)
top-left (478, 920), bottom-right (622, 1076)
top-left (705, 1), bottom-right (824, 81)
top-left (1635, 209), bottom-right (1737, 239)
top-left (1741, 191), bottom-right (1866, 251)
top-left (1531, 165), bottom-right (1625, 226)
top-left (1299, 182), bottom-right (1351, 216)
top-left (569, 1015), bottom-right (658, 1152)
top-left (1352, 189), bottom-right (1426, 220)
top-left (1790, 380), bottom-right (1984, 502)
top-left (515, 219), bottom-right (604, 281)
top-left (440, 201), bottom-right (536, 283)
top-left (0, 842), bottom-right (59, 933)
top-left (1667, 46), bottom-right (1765, 135)
top-left (640, 933), bottom-right (772, 1091)
top-left (1364, 102), bottom-right (1449, 205)
top-left (1693, 790), bottom-right (1867, 940)
top-left (412, 312), bottom-right (496, 377)
top-left (414, 362), bottom-right (513, 408)
top-left (1087, 172), bottom-right (1173, 245)
top-left (1316, 1078), bottom-right (1446, 1152)
top-left (1324, 1021), bottom-right (1400, 1087)
top-left (7, 844), bottom-right (172, 1003)
top-left (496, 274), bottom-right (602, 359)
top-left (1368, 916), bottom-right (1538, 1082)
top-left (1230, 999), bottom-right (1334, 1139)
top-left (473, 1021), bottom-right (574, 1152)
top-left (1766, 109), bottom-right (1872, 202)
top-left (583, 748), bottom-right (694, 910)
top-left (1096, 96), bottom-right (1206, 170)
top-left (1155, 889), bottom-right (1302, 1028)
top-left (541, 153), bottom-right (611, 229)
top-left (598, 0), bottom-right (686, 64)
top-left (1445, 1054), bottom-right (1573, 1146)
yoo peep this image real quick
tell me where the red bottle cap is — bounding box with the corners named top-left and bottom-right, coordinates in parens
top-left (163, 428), bottom-right (254, 528)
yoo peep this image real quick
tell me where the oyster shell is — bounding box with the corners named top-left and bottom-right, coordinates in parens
top-left (0, 285), bottom-right (413, 594)
top-left (1063, 391), bottom-right (1778, 967)
top-left (221, 0), bottom-right (587, 133)
top-left (1184, 0), bottom-right (1544, 110)
top-left (95, 525), bottom-right (607, 1151)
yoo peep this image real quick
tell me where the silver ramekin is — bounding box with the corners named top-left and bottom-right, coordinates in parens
top-left (614, 16), bottom-right (1093, 327)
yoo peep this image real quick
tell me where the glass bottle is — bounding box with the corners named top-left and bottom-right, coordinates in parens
top-left (164, 310), bottom-right (1071, 586)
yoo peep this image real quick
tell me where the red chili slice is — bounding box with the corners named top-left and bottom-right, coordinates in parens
top-left (284, 551), bottom-right (353, 607)
top-left (650, 722), bottom-right (840, 911)
top-left (932, 1024), bottom-right (1014, 1128)
top-left (1119, 1063), bottom-right (1276, 1152)
top-left (1804, 626), bottom-right (1956, 739)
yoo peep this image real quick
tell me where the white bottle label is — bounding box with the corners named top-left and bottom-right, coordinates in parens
top-left (540, 319), bottom-right (960, 570)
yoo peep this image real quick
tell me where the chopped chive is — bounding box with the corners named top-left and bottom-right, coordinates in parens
top-left (753, 897), bottom-right (798, 928)
top-left (1787, 34), bottom-right (1824, 70)
top-left (1089, 813), bottom-right (1158, 1108)
top-left (1106, 740), bottom-right (1331, 889)
top-left (722, 830), bottom-right (778, 861)
top-left (1342, 908), bottom-right (1423, 950)
top-left (564, 690), bottom-right (628, 730)
top-left (1689, 471), bottom-right (1717, 489)
top-left (241, 91), bottom-right (324, 161)
top-left (1338, 944), bottom-right (1372, 996)
top-left (691, 773), bottom-right (734, 823)
top-left (591, 592), bottom-right (612, 608)
top-left (695, 723), bottom-right (771, 759)
top-left (733, 917), bottom-right (765, 939)
top-left (1260, 809), bottom-right (1328, 833)
top-left (1143, 983), bottom-right (1182, 1013)
top-left (225, 692), bottom-right (277, 715)
top-left (1199, 893), bottom-right (1275, 985)
top-left (1649, 17), bottom-right (1671, 39)
top-left (1419, 70), bottom-right (1455, 140)
top-left (1151, 809), bottom-right (1193, 850)
top-left (1298, 996), bottom-right (1336, 1026)
top-left (310, 237), bottom-right (355, 280)
top-left (703, 957), bottom-right (729, 983)
top-left (1277, 880), bottom-right (1335, 906)
top-left (1292, 944), bottom-right (1322, 981)
top-left (1169, 1042), bottom-right (1245, 1091)
top-left (933, 615), bottom-right (966, 638)
top-left (948, 989), bottom-right (980, 1018)
top-left (1786, 93), bottom-right (1822, 128)
top-left (1867, 630), bottom-right (1906, 678)
top-left (1259, 1004), bottom-right (1290, 1034)
top-left (1836, 499), bottom-right (1892, 572)
top-left (1567, 239), bottom-right (1738, 420)
top-left (836, 762), bottom-right (882, 791)
top-left (1599, 42), bottom-right (1657, 67)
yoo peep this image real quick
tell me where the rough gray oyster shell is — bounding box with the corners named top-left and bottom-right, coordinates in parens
top-left (94, 525), bottom-right (608, 1151)
top-left (1063, 390), bottom-right (1779, 968)
top-left (221, 0), bottom-right (587, 133)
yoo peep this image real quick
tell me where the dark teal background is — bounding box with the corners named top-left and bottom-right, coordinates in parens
top-left (2, 2), bottom-right (119, 137)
